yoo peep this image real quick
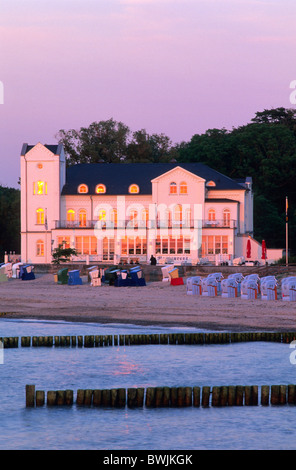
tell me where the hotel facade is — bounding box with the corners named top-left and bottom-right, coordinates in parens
top-left (20, 142), bottom-right (259, 265)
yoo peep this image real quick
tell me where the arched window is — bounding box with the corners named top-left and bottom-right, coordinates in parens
top-left (78, 184), bottom-right (88, 194)
top-left (223, 209), bottom-right (231, 227)
top-left (208, 209), bottom-right (216, 221)
top-left (180, 181), bottom-right (187, 194)
top-left (129, 184), bottom-right (139, 194)
top-left (129, 209), bottom-right (138, 227)
top-left (36, 239), bottom-right (44, 256)
top-left (67, 209), bottom-right (75, 222)
top-left (98, 209), bottom-right (106, 221)
top-left (174, 204), bottom-right (182, 223)
top-left (142, 209), bottom-right (149, 227)
top-left (170, 182), bottom-right (177, 194)
top-left (79, 209), bottom-right (87, 227)
top-left (206, 180), bottom-right (216, 187)
top-left (95, 184), bottom-right (106, 194)
top-left (36, 208), bottom-right (44, 225)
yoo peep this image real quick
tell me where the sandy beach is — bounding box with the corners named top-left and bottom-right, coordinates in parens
top-left (0, 273), bottom-right (295, 331)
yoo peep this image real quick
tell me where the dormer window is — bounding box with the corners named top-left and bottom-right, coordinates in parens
top-left (206, 180), bottom-right (216, 187)
top-left (129, 184), bottom-right (139, 194)
top-left (78, 184), bottom-right (88, 194)
top-left (96, 184), bottom-right (106, 194)
top-left (169, 182), bottom-right (177, 194)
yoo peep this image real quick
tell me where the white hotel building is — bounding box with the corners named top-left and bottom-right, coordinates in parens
top-left (20, 142), bottom-right (260, 265)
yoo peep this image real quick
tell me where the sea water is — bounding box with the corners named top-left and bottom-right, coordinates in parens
top-left (0, 319), bottom-right (296, 450)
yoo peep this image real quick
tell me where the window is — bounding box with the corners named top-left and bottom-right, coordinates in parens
top-left (111, 209), bottom-right (117, 227)
top-left (36, 240), bottom-right (44, 256)
top-left (33, 181), bottom-right (47, 195)
top-left (98, 209), bottom-right (106, 221)
top-left (120, 237), bottom-right (146, 256)
top-left (142, 209), bottom-right (149, 227)
top-left (206, 180), bottom-right (216, 187)
top-left (103, 237), bottom-right (114, 260)
top-left (36, 208), bottom-right (44, 225)
top-left (169, 182), bottom-right (177, 194)
top-left (180, 181), bottom-right (187, 194)
top-left (129, 209), bottom-right (138, 227)
top-left (96, 184), bottom-right (106, 194)
top-left (223, 209), bottom-right (231, 227)
top-left (67, 209), bottom-right (75, 225)
top-left (202, 235), bottom-right (228, 256)
top-left (57, 237), bottom-right (70, 249)
top-left (75, 236), bottom-right (97, 254)
top-left (173, 204), bottom-right (182, 223)
top-left (155, 236), bottom-right (191, 255)
top-left (79, 209), bottom-right (87, 227)
top-left (208, 209), bottom-right (216, 221)
top-left (129, 184), bottom-right (139, 194)
top-left (78, 184), bottom-right (88, 194)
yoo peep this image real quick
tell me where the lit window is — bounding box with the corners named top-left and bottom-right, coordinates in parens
top-left (78, 184), bottom-right (88, 194)
top-left (206, 180), bottom-right (216, 187)
top-left (67, 209), bottom-right (75, 222)
top-left (174, 204), bottom-right (182, 222)
top-left (208, 209), bottom-right (216, 221)
top-left (36, 240), bottom-right (44, 256)
top-left (223, 209), bottom-right (231, 227)
top-left (36, 208), bottom-right (45, 224)
top-left (180, 182), bottom-right (187, 194)
top-left (129, 184), bottom-right (139, 194)
top-left (79, 209), bottom-right (87, 227)
top-left (111, 209), bottom-right (117, 226)
top-left (170, 182), bottom-right (177, 194)
top-left (33, 181), bottom-right (47, 195)
top-left (96, 184), bottom-right (106, 194)
top-left (98, 209), bottom-right (106, 221)
top-left (57, 237), bottom-right (70, 249)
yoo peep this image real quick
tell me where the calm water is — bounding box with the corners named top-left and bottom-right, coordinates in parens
top-left (0, 319), bottom-right (296, 450)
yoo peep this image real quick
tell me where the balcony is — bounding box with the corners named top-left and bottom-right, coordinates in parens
top-left (54, 219), bottom-right (237, 230)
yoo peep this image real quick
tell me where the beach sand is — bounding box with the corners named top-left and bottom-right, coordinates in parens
top-left (0, 273), bottom-right (295, 331)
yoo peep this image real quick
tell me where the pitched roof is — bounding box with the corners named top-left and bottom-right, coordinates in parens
top-left (21, 143), bottom-right (61, 155)
top-left (61, 162), bottom-right (245, 195)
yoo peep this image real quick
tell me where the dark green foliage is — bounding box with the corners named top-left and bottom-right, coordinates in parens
top-left (51, 246), bottom-right (78, 265)
top-left (0, 186), bottom-right (20, 261)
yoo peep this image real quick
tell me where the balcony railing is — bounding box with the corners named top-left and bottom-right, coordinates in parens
top-left (54, 219), bottom-right (237, 230)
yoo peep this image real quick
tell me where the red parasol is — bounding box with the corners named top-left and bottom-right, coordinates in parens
top-left (246, 238), bottom-right (251, 259)
top-left (261, 240), bottom-right (267, 260)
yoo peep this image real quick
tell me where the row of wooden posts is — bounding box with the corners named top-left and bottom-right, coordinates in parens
top-left (2, 331), bottom-right (296, 349)
top-left (25, 384), bottom-right (296, 408)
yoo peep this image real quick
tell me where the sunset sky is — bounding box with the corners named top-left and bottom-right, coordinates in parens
top-left (1, 0), bottom-right (296, 187)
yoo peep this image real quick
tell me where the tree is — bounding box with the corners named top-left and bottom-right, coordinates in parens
top-left (0, 186), bottom-right (20, 261)
top-left (51, 246), bottom-right (78, 265)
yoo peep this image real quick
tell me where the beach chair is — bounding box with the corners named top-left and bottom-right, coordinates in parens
top-left (168, 267), bottom-right (183, 286)
top-left (114, 270), bottom-right (130, 287)
top-left (282, 277), bottom-right (296, 301)
top-left (129, 266), bottom-right (146, 286)
top-left (221, 278), bottom-right (238, 298)
top-left (228, 273), bottom-right (244, 294)
top-left (68, 270), bottom-right (83, 286)
top-left (21, 265), bottom-right (35, 281)
top-left (89, 268), bottom-right (101, 286)
top-left (191, 277), bottom-right (202, 295)
top-left (12, 262), bottom-right (23, 279)
top-left (186, 276), bottom-right (200, 295)
top-left (2, 263), bottom-right (12, 278)
top-left (207, 273), bottom-right (224, 292)
top-left (260, 276), bottom-right (277, 300)
top-left (101, 266), bottom-right (119, 284)
top-left (57, 268), bottom-right (69, 285)
top-left (0, 265), bottom-right (8, 282)
top-left (266, 279), bottom-right (278, 301)
top-left (161, 265), bottom-right (171, 282)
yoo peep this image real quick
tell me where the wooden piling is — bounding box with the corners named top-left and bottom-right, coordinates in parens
top-left (93, 390), bottom-right (102, 406)
top-left (77, 336), bottom-right (83, 347)
top-left (84, 389), bottom-right (93, 406)
top-left (127, 388), bottom-right (137, 407)
top-left (26, 385), bottom-right (35, 407)
top-left (56, 390), bottom-right (66, 406)
top-left (193, 387), bottom-right (201, 407)
top-left (279, 385), bottom-right (287, 405)
top-left (36, 390), bottom-right (45, 407)
top-left (163, 387), bottom-right (170, 407)
top-left (102, 389), bottom-right (111, 406)
top-left (76, 389), bottom-right (85, 406)
top-left (288, 384), bottom-right (296, 404)
top-left (228, 386), bottom-right (236, 406)
top-left (145, 387), bottom-right (156, 407)
top-left (71, 336), bottom-right (76, 347)
top-left (117, 388), bottom-right (126, 407)
top-left (271, 385), bottom-right (280, 405)
top-left (212, 387), bottom-right (221, 407)
top-left (261, 385), bottom-right (270, 406)
top-left (184, 387), bottom-right (192, 406)
top-left (202, 386), bottom-right (210, 407)
top-left (170, 387), bottom-right (178, 407)
top-left (47, 391), bottom-right (57, 406)
top-left (220, 386), bottom-right (228, 406)
top-left (65, 390), bottom-right (73, 406)
top-left (136, 388), bottom-right (144, 407)
top-left (235, 386), bottom-right (244, 406)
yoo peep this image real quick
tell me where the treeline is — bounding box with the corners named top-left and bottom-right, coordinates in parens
top-left (57, 108), bottom-right (296, 252)
top-left (0, 186), bottom-right (20, 260)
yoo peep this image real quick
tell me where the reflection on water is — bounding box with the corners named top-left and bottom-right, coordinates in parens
top-left (0, 319), bottom-right (296, 450)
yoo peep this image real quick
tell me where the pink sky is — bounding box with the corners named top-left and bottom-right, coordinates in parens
top-left (0, 0), bottom-right (296, 188)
